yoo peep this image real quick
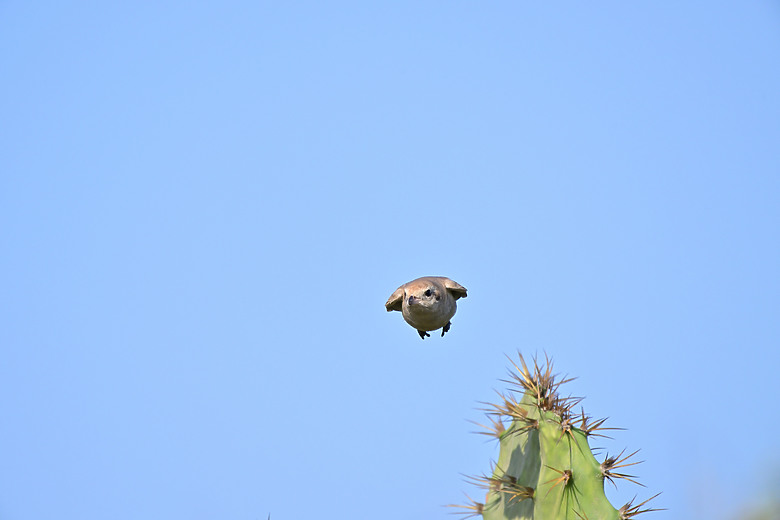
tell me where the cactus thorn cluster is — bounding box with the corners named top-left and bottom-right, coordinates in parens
top-left (449, 353), bottom-right (662, 519)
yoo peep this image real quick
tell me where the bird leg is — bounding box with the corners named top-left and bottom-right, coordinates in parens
top-left (441, 321), bottom-right (451, 337)
top-left (417, 330), bottom-right (430, 340)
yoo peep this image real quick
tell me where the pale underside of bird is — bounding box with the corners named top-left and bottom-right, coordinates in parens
top-left (385, 276), bottom-right (467, 339)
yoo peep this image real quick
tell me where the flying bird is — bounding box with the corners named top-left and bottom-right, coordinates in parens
top-left (385, 276), bottom-right (467, 339)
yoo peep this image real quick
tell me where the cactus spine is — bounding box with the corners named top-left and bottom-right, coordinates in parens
top-left (451, 354), bottom-right (660, 519)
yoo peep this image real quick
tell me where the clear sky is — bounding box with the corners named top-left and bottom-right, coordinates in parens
top-left (1, 2), bottom-right (779, 519)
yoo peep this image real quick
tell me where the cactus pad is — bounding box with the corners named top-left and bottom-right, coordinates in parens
top-left (450, 353), bottom-right (660, 519)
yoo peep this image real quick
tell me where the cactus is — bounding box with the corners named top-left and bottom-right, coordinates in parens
top-left (450, 353), bottom-right (660, 519)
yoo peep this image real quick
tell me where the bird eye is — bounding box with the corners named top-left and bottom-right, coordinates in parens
top-left (424, 289), bottom-right (432, 297)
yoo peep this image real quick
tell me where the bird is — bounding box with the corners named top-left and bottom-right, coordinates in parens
top-left (385, 276), bottom-right (467, 339)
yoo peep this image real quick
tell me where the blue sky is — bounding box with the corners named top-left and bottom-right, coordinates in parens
top-left (1, 2), bottom-right (779, 519)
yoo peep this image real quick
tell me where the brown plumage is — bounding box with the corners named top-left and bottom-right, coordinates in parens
top-left (385, 276), bottom-right (468, 339)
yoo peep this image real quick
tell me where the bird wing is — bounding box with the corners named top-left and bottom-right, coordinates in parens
top-left (441, 278), bottom-right (468, 300)
top-left (385, 286), bottom-right (405, 312)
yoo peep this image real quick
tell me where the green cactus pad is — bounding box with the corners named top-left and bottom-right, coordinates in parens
top-left (450, 354), bottom-right (660, 520)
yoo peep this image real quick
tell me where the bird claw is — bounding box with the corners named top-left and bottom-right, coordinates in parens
top-left (418, 330), bottom-right (430, 340)
top-left (441, 321), bottom-right (451, 337)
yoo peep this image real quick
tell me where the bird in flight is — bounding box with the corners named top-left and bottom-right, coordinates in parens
top-left (385, 276), bottom-right (467, 339)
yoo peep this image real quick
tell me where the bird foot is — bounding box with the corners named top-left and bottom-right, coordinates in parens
top-left (418, 330), bottom-right (430, 340)
top-left (441, 321), bottom-right (451, 337)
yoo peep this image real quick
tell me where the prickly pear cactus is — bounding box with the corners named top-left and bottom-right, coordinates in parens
top-left (450, 354), bottom-right (660, 519)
